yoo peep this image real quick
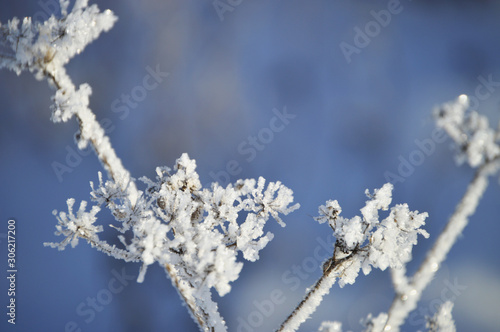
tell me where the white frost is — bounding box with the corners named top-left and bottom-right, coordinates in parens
top-left (0, 0), bottom-right (117, 81)
top-left (434, 94), bottom-right (500, 168)
top-left (426, 301), bottom-right (456, 332)
top-left (315, 183), bottom-right (428, 287)
top-left (47, 153), bottom-right (299, 299)
top-left (280, 184), bottom-right (428, 332)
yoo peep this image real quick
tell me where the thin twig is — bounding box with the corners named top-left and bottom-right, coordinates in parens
top-left (45, 68), bottom-right (140, 206)
top-left (276, 253), bottom-right (353, 332)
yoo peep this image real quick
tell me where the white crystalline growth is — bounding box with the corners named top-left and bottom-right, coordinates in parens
top-left (0, 1), bottom-right (117, 125)
top-left (366, 203), bottom-right (429, 272)
top-left (282, 184), bottom-right (427, 332)
top-left (0, 0), bottom-right (117, 78)
top-left (138, 154), bottom-right (300, 296)
top-left (315, 183), bottom-right (429, 287)
top-left (434, 94), bottom-right (500, 168)
top-left (46, 198), bottom-right (102, 250)
top-left (1, 0), bottom-right (138, 204)
top-left (52, 82), bottom-right (93, 123)
top-left (426, 301), bottom-right (456, 332)
top-left (47, 153), bottom-right (299, 298)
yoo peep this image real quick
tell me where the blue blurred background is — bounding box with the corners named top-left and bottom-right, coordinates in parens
top-left (1, 1), bottom-right (500, 331)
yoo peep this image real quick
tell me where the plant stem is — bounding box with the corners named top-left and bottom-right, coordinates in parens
top-left (276, 255), bottom-right (351, 332)
top-left (46, 68), bottom-right (139, 206)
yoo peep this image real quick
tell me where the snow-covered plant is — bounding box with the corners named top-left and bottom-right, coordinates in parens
top-left (435, 94), bottom-right (500, 168)
top-left (1, 2), bottom-right (299, 331)
top-left (367, 95), bottom-right (500, 332)
top-left (0, 0), bottom-right (137, 205)
top-left (46, 153), bottom-right (299, 331)
top-left (311, 95), bottom-right (500, 332)
top-left (279, 95), bottom-right (500, 332)
top-left (277, 183), bottom-right (429, 332)
top-left (2, 1), bottom-right (500, 332)
top-left (316, 183), bottom-right (429, 283)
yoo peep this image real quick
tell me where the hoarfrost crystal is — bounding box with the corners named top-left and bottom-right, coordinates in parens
top-left (46, 153), bottom-right (299, 299)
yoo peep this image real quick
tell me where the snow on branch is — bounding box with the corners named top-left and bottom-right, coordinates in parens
top-left (0, 0), bottom-right (138, 205)
top-left (0, 0), bottom-right (116, 81)
top-left (278, 183), bottom-right (428, 332)
top-left (45, 153), bottom-right (299, 331)
top-left (1, 2), bottom-right (301, 330)
top-left (316, 313), bottom-right (389, 332)
top-left (5, 1), bottom-right (496, 331)
top-left (314, 96), bottom-right (498, 332)
top-left (317, 184), bottom-right (429, 287)
top-left (136, 153), bottom-right (299, 293)
top-left (44, 196), bottom-right (140, 262)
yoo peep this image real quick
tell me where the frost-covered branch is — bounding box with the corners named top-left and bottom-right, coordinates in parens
top-left (314, 95), bottom-right (499, 332)
top-left (1, 2), bottom-right (301, 331)
top-left (0, 0), bottom-right (139, 205)
top-left (277, 183), bottom-right (428, 332)
top-left (380, 95), bottom-right (500, 331)
top-left (45, 154), bottom-right (299, 331)
top-left (5, 1), bottom-right (497, 331)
